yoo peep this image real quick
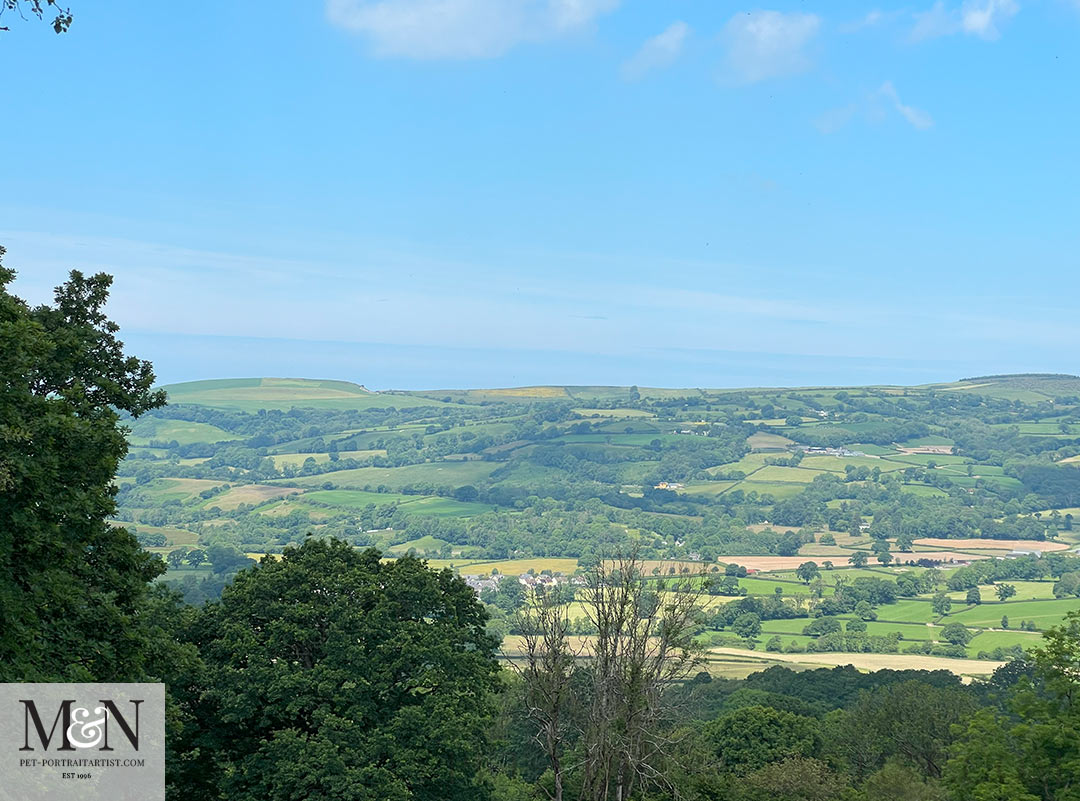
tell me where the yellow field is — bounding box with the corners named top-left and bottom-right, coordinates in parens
top-left (706, 646), bottom-right (1003, 676)
top-left (485, 387), bottom-right (569, 398)
top-left (421, 557), bottom-right (580, 575)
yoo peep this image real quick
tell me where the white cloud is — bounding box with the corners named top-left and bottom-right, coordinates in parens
top-left (620, 20), bottom-right (690, 80)
top-left (961, 0), bottom-right (1019, 38)
top-left (816, 83), bottom-right (933, 133)
top-left (325, 0), bottom-right (619, 59)
top-left (911, 0), bottom-right (1018, 41)
top-left (878, 81), bottom-right (934, 129)
top-left (720, 10), bottom-right (820, 84)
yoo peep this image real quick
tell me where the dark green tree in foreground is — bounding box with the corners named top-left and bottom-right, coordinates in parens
top-left (170, 540), bottom-right (501, 801)
top-left (0, 249), bottom-right (166, 681)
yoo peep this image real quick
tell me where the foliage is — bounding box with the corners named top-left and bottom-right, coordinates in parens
top-left (0, 258), bottom-right (166, 681)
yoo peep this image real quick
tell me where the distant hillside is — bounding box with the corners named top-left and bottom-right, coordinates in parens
top-left (923, 374), bottom-right (1080, 403)
top-left (160, 377), bottom-right (439, 412)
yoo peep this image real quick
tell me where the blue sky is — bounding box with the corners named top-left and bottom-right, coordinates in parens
top-left (2, 0), bottom-right (1078, 389)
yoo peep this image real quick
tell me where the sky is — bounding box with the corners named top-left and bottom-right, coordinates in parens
top-left (2, 0), bottom-right (1078, 390)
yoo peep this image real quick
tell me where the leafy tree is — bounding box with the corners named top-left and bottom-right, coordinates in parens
top-left (877, 550), bottom-right (894, 566)
top-left (172, 540), bottom-right (500, 801)
top-left (1001, 615), bottom-right (1009, 629)
top-left (932, 593), bottom-right (952, 616)
top-left (702, 705), bottom-right (818, 774)
top-left (167, 548), bottom-right (189, 569)
top-left (847, 680), bottom-right (977, 778)
top-left (995, 583), bottom-right (1017, 601)
top-left (943, 711), bottom-right (1038, 801)
top-left (733, 612), bottom-right (762, 642)
top-left (965, 587), bottom-right (982, 606)
top-left (849, 551), bottom-right (869, 568)
top-left (855, 600), bottom-right (877, 621)
top-left (0, 258), bottom-right (166, 682)
top-left (796, 561), bottom-right (820, 584)
top-left (940, 623), bottom-right (971, 646)
top-left (186, 548), bottom-right (207, 568)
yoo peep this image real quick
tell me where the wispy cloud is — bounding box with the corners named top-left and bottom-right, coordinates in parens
top-left (911, 0), bottom-right (1019, 41)
top-left (720, 10), bottom-right (821, 84)
top-left (816, 82), bottom-right (933, 132)
top-left (325, 0), bottom-right (620, 59)
top-left (838, 8), bottom-right (906, 33)
top-left (877, 81), bottom-right (934, 129)
top-left (620, 20), bottom-right (690, 80)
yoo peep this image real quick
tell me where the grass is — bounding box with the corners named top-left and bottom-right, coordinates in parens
top-left (161, 377), bottom-right (442, 411)
top-left (126, 417), bottom-right (239, 446)
top-left (270, 450), bottom-right (387, 468)
top-left (141, 478), bottom-right (222, 503)
top-left (301, 489), bottom-right (493, 518)
top-left (747, 432), bottom-right (794, 450)
top-left (202, 484), bottom-right (300, 511)
top-left (876, 600), bottom-right (938, 624)
top-left (946, 582), bottom-right (1054, 604)
top-left (571, 408), bottom-right (655, 418)
top-left (388, 535), bottom-right (451, 554)
top-left (946, 598), bottom-right (1080, 629)
top-left (731, 480), bottom-right (812, 500)
top-left (283, 461), bottom-right (497, 491)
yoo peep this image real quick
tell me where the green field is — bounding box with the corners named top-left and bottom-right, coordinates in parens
top-left (284, 461), bottom-right (497, 491)
top-left (162, 377), bottom-right (443, 411)
top-left (126, 417), bottom-right (240, 446)
top-left (300, 489), bottom-right (492, 517)
top-left (946, 598), bottom-right (1080, 629)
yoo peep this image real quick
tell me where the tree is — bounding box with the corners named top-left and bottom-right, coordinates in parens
top-left (796, 561), bottom-right (820, 584)
top-left (702, 706), bottom-right (818, 774)
top-left (576, 554), bottom-right (707, 801)
top-left (940, 623), bottom-right (971, 646)
top-left (855, 600), bottom-right (877, 621)
top-left (173, 540), bottom-right (500, 801)
top-left (847, 680), bottom-right (977, 779)
top-left (166, 547), bottom-right (189, 569)
top-left (512, 585), bottom-right (577, 801)
top-left (877, 550), bottom-right (894, 566)
top-left (996, 583), bottom-right (1017, 602)
top-left (0, 0), bottom-right (72, 33)
top-left (965, 587), bottom-right (982, 606)
top-left (932, 593), bottom-right (952, 616)
top-left (1001, 615), bottom-right (1009, 629)
top-left (733, 612), bottom-right (763, 641)
top-left (0, 258), bottom-right (166, 682)
top-left (185, 548), bottom-right (207, 568)
top-left (849, 551), bottom-right (869, 568)
top-left (453, 484), bottom-right (480, 502)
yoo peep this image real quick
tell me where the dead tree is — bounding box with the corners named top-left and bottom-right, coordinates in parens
top-left (511, 584), bottom-right (580, 801)
top-left (577, 554), bottom-right (708, 801)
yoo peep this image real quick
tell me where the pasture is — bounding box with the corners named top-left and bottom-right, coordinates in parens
top-left (162, 377), bottom-right (441, 411)
top-left (283, 460), bottom-right (497, 491)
